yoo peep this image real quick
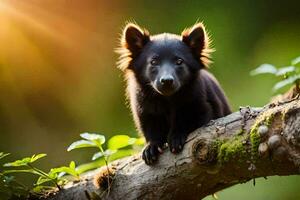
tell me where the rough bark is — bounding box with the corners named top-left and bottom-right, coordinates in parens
top-left (46, 98), bottom-right (300, 200)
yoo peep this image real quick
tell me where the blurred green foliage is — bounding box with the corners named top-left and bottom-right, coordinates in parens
top-left (251, 56), bottom-right (300, 92)
top-left (0, 0), bottom-right (300, 199)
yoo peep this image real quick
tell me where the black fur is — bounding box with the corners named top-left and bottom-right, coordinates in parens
top-left (118, 23), bottom-right (231, 165)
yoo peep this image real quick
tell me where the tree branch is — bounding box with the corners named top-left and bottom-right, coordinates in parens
top-left (46, 98), bottom-right (300, 200)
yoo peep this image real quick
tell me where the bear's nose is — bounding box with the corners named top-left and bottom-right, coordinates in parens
top-left (160, 76), bottom-right (174, 86)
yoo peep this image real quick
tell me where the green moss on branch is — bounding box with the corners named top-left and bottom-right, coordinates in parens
top-left (214, 131), bottom-right (248, 163)
top-left (249, 113), bottom-right (275, 160)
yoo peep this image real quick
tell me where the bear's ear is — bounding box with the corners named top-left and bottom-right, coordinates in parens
top-left (122, 23), bottom-right (150, 57)
top-left (181, 23), bottom-right (212, 67)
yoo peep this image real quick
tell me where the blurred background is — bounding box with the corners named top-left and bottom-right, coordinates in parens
top-left (0, 0), bottom-right (299, 199)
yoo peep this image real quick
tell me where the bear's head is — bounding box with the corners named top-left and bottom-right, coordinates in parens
top-left (117, 22), bottom-right (213, 96)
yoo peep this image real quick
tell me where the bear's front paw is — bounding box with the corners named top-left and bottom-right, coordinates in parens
top-left (142, 142), bottom-right (164, 165)
top-left (168, 134), bottom-right (187, 154)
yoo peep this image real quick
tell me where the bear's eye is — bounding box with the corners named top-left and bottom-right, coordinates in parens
top-left (175, 58), bottom-right (184, 65)
top-left (150, 58), bottom-right (158, 66)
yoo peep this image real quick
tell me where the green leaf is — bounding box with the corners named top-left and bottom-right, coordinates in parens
top-left (0, 152), bottom-right (10, 160)
top-left (50, 167), bottom-right (73, 177)
top-left (49, 167), bottom-right (67, 174)
top-left (2, 169), bottom-right (40, 175)
top-left (80, 133), bottom-right (105, 144)
top-left (35, 176), bottom-right (53, 186)
top-left (273, 74), bottom-right (300, 91)
top-left (134, 137), bottom-right (145, 146)
top-left (63, 167), bottom-right (79, 178)
top-left (291, 56), bottom-right (300, 66)
top-left (48, 167), bottom-right (67, 178)
top-left (80, 133), bottom-right (106, 148)
top-left (250, 64), bottom-right (277, 76)
top-left (91, 152), bottom-right (103, 160)
top-left (3, 154), bottom-right (46, 167)
top-left (76, 159), bottom-right (105, 174)
top-left (4, 157), bottom-right (31, 167)
top-left (30, 154), bottom-right (47, 163)
top-left (69, 161), bottom-right (76, 170)
top-left (92, 149), bottom-right (117, 160)
top-left (276, 66), bottom-right (296, 76)
top-left (50, 163), bottom-right (79, 178)
top-left (103, 149), bottom-right (117, 157)
top-left (108, 135), bottom-right (136, 150)
top-left (67, 140), bottom-right (97, 151)
top-left (108, 149), bottom-right (134, 162)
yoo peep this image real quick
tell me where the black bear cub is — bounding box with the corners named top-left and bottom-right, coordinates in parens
top-left (117, 22), bottom-right (231, 165)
